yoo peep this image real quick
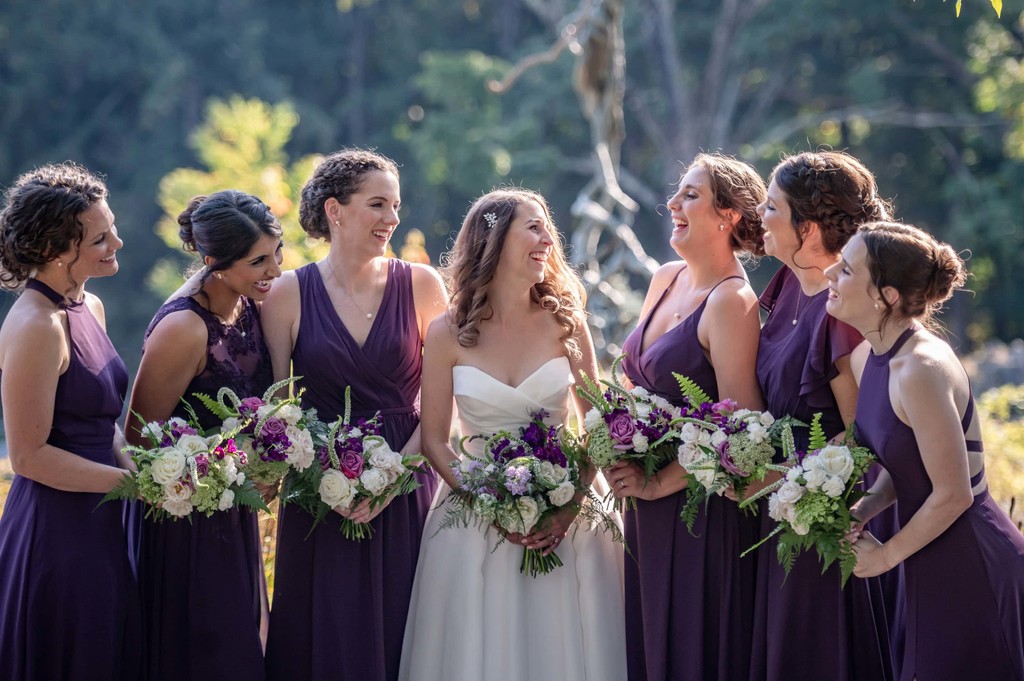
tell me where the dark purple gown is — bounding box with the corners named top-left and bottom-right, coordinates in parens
top-left (265, 260), bottom-right (438, 681)
top-left (135, 295), bottom-right (271, 681)
top-left (856, 326), bottom-right (1024, 681)
top-left (620, 266), bottom-right (759, 681)
top-left (0, 279), bottom-right (139, 680)
top-left (751, 267), bottom-right (895, 681)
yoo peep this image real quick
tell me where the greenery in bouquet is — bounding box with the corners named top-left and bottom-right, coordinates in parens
top-left (280, 386), bottom-right (425, 541)
top-left (103, 412), bottom-right (268, 520)
top-left (673, 373), bottom-right (794, 532)
top-left (193, 377), bottom-right (320, 486)
top-left (437, 410), bottom-right (624, 577)
top-left (739, 413), bottom-right (876, 587)
top-left (576, 354), bottom-right (685, 511)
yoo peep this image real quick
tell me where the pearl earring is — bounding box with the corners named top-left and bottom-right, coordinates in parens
top-left (718, 224), bottom-right (725, 232)
top-left (56, 260), bottom-right (63, 267)
top-left (216, 272), bottom-right (223, 280)
top-left (874, 302), bottom-right (880, 310)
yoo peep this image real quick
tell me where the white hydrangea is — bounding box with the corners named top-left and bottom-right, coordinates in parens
top-left (583, 408), bottom-right (603, 433)
top-left (631, 431), bottom-right (649, 453)
top-left (284, 426), bottom-right (315, 471)
top-left (275, 403), bottom-right (304, 426)
top-left (821, 475), bottom-right (846, 499)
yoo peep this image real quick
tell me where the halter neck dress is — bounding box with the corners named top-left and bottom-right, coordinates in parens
top-left (855, 326), bottom-right (1024, 681)
top-left (0, 278), bottom-right (139, 680)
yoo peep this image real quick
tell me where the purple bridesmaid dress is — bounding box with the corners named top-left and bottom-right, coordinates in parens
top-left (856, 326), bottom-right (1024, 681)
top-left (620, 266), bottom-right (759, 681)
top-left (265, 259), bottom-right (438, 681)
top-left (134, 295), bottom-right (271, 681)
top-left (751, 267), bottom-right (895, 681)
top-left (0, 279), bottom-right (139, 680)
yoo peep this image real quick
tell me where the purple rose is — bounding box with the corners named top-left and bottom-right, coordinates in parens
top-left (606, 410), bottom-right (637, 450)
top-left (717, 440), bottom-right (747, 477)
top-left (339, 450), bottom-right (365, 479)
top-left (240, 397), bottom-right (265, 414)
top-left (194, 453), bottom-right (210, 477)
top-left (259, 417), bottom-right (287, 440)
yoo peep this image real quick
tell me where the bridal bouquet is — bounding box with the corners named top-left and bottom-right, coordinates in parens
top-left (104, 415), bottom-right (266, 520)
top-left (576, 354), bottom-right (685, 510)
top-left (281, 386), bottom-right (425, 540)
top-left (195, 379), bottom-right (319, 486)
top-left (740, 414), bottom-right (875, 586)
top-left (438, 410), bottom-right (623, 577)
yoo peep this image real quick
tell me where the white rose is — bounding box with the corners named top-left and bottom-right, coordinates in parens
top-left (680, 423), bottom-right (703, 445)
top-left (583, 408), bottom-right (603, 433)
top-left (803, 466), bottom-right (827, 491)
top-left (776, 480), bottom-right (805, 505)
top-left (285, 426), bottom-right (315, 471)
top-left (792, 521), bottom-right (811, 536)
top-left (814, 446), bottom-right (856, 483)
top-left (821, 475), bottom-right (846, 499)
top-left (547, 481), bottom-right (576, 507)
top-left (746, 422), bottom-right (768, 444)
top-left (630, 386), bottom-right (651, 400)
top-left (515, 496), bottom-right (540, 534)
top-left (631, 431), bottom-right (649, 453)
top-left (360, 468), bottom-right (390, 497)
top-left (276, 403), bottom-right (303, 426)
top-left (217, 488), bottom-right (235, 511)
top-left (162, 481), bottom-right (193, 517)
top-left (175, 434), bottom-right (210, 458)
top-left (759, 411), bottom-right (776, 427)
top-left (319, 469), bottom-right (356, 509)
top-left (141, 421), bottom-right (164, 442)
top-left (150, 449), bottom-right (187, 485)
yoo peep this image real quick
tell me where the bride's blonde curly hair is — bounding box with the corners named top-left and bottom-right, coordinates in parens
top-left (442, 188), bottom-right (586, 356)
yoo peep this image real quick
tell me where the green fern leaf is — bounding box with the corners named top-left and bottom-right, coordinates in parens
top-left (672, 373), bottom-right (712, 407)
top-left (808, 412), bottom-right (827, 451)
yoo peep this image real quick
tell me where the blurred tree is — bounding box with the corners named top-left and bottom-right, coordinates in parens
top-left (151, 96), bottom-right (326, 296)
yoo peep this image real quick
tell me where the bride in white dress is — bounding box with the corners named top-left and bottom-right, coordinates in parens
top-left (399, 188), bottom-right (626, 681)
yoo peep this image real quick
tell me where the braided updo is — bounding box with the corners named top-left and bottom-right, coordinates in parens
top-left (298, 148), bottom-right (399, 242)
top-left (688, 153), bottom-right (767, 257)
top-left (772, 151), bottom-right (891, 256)
top-left (0, 162), bottom-right (108, 290)
top-left (858, 221), bottom-right (968, 330)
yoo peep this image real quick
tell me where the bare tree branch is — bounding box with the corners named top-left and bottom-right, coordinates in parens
top-left (487, 36), bottom-right (571, 93)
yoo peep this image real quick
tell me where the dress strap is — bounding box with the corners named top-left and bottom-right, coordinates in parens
top-left (883, 325), bottom-right (918, 360)
top-left (961, 394), bottom-right (984, 453)
top-left (25, 278), bottom-right (84, 309)
top-left (639, 264), bottom-right (687, 325)
top-left (707, 274), bottom-right (747, 296)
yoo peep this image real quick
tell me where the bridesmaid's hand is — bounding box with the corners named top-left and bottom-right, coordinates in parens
top-left (851, 532), bottom-right (892, 578)
top-left (336, 495), bottom-right (391, 524)
top-left (605, 461), bottom-right (658, 501)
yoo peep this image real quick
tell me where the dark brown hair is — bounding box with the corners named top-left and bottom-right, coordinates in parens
top-left (687, 153), bottom-right (767, 257)
top-left (298, 148), bottom-right (399, 241)
top-left (772, 150), bottom-right (891, 257)
top-left (859, 221), bottom-right (968, 331)
top-left (0, 162), bottom-right (108, 290)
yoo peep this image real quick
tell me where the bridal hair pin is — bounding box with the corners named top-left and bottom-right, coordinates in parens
top-left (483, 212), bottom-right (498, 230)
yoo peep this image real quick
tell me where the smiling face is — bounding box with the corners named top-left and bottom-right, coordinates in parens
top-left (62, 199), bottom-right (123, 281)
top-left (496, 199), bottom-right (554, 285)
top-left (666, 166), bottom-right (727, 257)
top-left (214, 233), bottom-right (283, 301)
top-left (824, 234), bottom-right (879, 330)
top-left (757, 179), bottom-right (803, 264)
top-left (329, 170), bottom-right (401, 257)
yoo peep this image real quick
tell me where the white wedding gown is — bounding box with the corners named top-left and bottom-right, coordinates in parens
top-left (398, 356), bottom-right (626, 681)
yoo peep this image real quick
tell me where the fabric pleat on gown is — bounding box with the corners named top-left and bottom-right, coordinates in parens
top-left (751, 266), bottom-right (896, 681)
top-left (399, 356), bottom-right (626, 681)
top-left (856, 326), bottom-right (1024, 681)
top-left (0, 279), bottom-right (140, 681)
top-left (265, 260), bottom-right (437, 681)
top-left (130, 295), bottom-right (271, 681)
top-left (619, 266), bottom-right (758, 681)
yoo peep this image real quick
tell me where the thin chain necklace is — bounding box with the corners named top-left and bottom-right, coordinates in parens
top-left (792, 291), bottom-right (802, 326)
top-left (326, 258), bottom-right (377, 320)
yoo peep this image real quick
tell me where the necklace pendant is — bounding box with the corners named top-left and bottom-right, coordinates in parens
top-left (366, 313), bottom-right (373, 320)
top-left (240, 330), bottom-right (246, 336)
top-left (792, 318), bottom-right (798, 326)
top-left (673, 312), bottom-right (681, 320)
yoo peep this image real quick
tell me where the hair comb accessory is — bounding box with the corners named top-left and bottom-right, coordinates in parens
top-left (483, 212), bottom-right (498, 230)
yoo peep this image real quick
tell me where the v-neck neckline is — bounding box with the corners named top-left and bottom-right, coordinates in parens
top-left (311, 260), bottom-right (393, 352)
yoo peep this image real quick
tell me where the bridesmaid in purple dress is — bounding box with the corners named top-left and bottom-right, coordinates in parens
top-left (262, 149), bottom-right (448, 681)
top-left (0, 163), bottom-right (138, 680)
top-left (749, 152), bottom-right (897, 681)
top-left (126, 190), bottom-right (283, 681)
top-left (605, 153), bottom-right (766, 681)
top-left (832, 222), bottom-right (1024, 681)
